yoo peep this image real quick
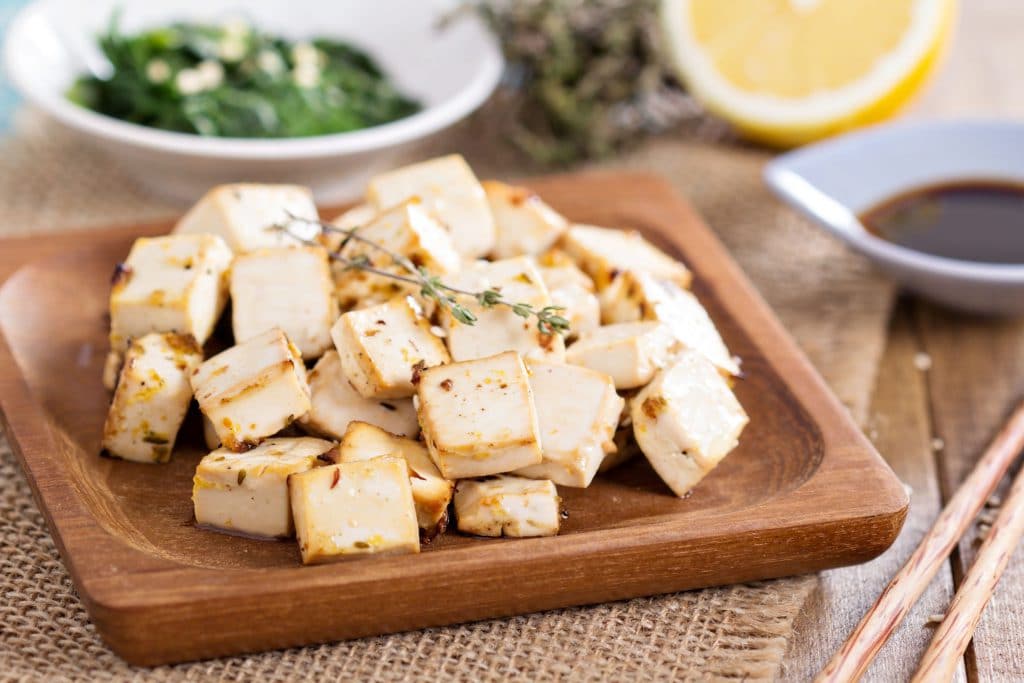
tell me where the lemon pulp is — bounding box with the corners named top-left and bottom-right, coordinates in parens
top-left (661, 0), bottom-right (956, 146)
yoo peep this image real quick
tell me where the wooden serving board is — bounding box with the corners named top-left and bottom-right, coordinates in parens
top-left (0, 171), bottom-right (907, 666)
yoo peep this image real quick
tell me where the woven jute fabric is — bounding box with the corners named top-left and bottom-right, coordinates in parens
top-left (0, 112), bottom-right (894, 681)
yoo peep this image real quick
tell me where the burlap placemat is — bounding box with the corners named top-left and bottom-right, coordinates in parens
top-left (0, 112), bottom-right (895, 681)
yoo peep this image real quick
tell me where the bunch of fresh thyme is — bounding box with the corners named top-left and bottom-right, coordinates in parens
top-left (451, 0), bottom-right (707, 164)
top-left (273, 215), bottom-right (571, 337)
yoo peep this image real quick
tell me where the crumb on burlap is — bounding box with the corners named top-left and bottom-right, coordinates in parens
top-left (914, 352), bottom-right (932, 371)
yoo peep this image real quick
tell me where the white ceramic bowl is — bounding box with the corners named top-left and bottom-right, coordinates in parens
top-left (765, 120), bottom-right (1024, 315)
top-left (3, 0), bottom-right (503, 203)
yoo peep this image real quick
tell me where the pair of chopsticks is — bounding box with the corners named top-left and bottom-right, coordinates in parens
top-left (817, 401), bottom-right (1024, 682)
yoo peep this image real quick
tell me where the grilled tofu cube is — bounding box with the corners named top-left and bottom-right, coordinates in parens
top-left (333, 202), bottom-right (376, 228)
top-left (230, 246), bottom-right (338, 359)
top-left (631, 350), bottom-right (748, 497)
top-left (192, 437), bottom-right (334, 539)
top-left (539, 263), bottom-right (600, 339)
top-left (323, 203), bottom-right (377, 251)
top-left (601, 427), bottom-right (641, 473)
top-left (333, 201), bottom-right (461, 311)
top-left (366, 154), bottom-right (496, 259)
top-left (454, 476), bottom-right (560, 538)
top-left (101, 333), bottom-right (202, 463)
top-left (441, 257), bottom-right (566, 363)
top-left (289, 456), bottom-right (420, 564)
top-left (173, 183), bottom-right (318, 253)
top-left (599, 394), bottom-right (641, 473)
top-left (300, 350), bottom-right (418, 439)
top-left (337, 422), bottom-right (453, 536)
top-left (102, 347), bottom-right (124, 391)
top-left (331, 297), bottom-right (450, 399)
top-left (341, 201), bottom-right (460, 274)
top-left (536, 247), bottom-right (578, 269)
top-left (600, 271), bottom-right (739, 375)
top-left (109, 233), bottom-right (233, 352)
top-left (566, 322), bottom-right (676, 390)
top-left (482, 180), bottom-right (568, 259)
top-left (202, 415), bottom-right (221, 450)
top-left (417, 351), bottom-right (543, 479)
top-left (514, 362), bottom-right (623, 488)
top-left (560, 224), bottom-right (692, 290)
top-left (191, 328), bottom-right (311, 451)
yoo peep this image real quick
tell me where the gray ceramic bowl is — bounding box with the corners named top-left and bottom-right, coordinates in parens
top-left (765, 120), bottom-right (1024, 315)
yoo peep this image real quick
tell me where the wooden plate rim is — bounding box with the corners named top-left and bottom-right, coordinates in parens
top-left (0, 170), bottom-right (908, 663)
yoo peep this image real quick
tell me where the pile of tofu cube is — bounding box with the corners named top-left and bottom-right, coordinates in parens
top-left (100, 154), bottom-right (749, 565)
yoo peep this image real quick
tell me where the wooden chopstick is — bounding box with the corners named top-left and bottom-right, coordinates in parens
top-left (816, 401), bottom-right (1024, 683)
top-left (911, 461), bottom-right (1024, 681)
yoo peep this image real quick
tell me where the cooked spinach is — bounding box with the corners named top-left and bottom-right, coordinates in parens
top-left (68, 16), bottom-right (422, 138)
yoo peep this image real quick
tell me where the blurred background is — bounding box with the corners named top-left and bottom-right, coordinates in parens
top-left (0, 0), bottom-right (23, 131)
top-left (0, 1), bottom-right (1019, 146)
top-left (1, 0), bottom-right (1020, 186)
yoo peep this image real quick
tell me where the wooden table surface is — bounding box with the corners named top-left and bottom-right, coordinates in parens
top-left (782, 1), bottom-right (1024, 680)
top-left (0, 2), bottom-right (1018, 680)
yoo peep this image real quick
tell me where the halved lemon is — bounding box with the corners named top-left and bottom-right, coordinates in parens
top-left (660, 0), bottom-right (956, 147)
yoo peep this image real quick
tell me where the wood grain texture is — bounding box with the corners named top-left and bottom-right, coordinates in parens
top-left (0, 171), bottom-right (907, 666)
top-left (913, 461), bottom-right (1024, 682)
top-left (816, 396), bottom-right (1024, 683)
top-left (915, 303), bottom-right (1024, 682)
top-left (782, 304), bottom-right (964, 683)
top-left (911, 0), bottom-right (1024, 121)
top-left (784, 1), bottom-right (1024, 676)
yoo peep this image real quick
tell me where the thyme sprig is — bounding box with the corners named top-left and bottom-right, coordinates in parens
top-left (271, 216), bottom-right (571, 336)
top-left (449, 0), bottom-right (711, 164)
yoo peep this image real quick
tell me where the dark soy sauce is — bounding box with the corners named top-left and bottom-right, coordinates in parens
top-left (859, 180), bottom-right (1024, 264)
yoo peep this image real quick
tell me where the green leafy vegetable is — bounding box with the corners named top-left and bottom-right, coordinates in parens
top-left (69, 15), bottom-right (421, 138)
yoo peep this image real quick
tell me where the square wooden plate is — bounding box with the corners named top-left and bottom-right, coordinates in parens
top-left (0, 171), bottom-right (907, 666)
